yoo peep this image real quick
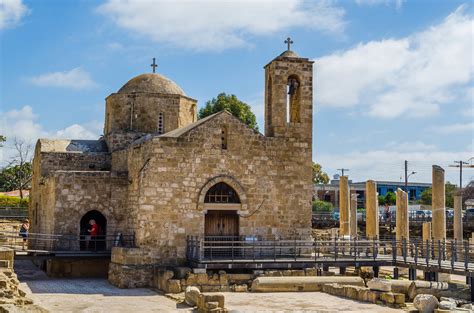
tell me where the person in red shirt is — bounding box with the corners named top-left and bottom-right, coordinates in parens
top-left (88, 219), bottom-right (98, 250)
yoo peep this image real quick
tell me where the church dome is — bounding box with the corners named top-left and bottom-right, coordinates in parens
top-left (118, 73), bottom-right (185, 96)
top-left (279, 50), bottom-right (299, 58)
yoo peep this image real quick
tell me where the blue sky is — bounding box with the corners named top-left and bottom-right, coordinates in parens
top-left (1, 0), bottom-right (473, 184)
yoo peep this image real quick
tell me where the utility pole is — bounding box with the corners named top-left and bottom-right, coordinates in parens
top-left (450, 160), bottom-right (469, 190)
top-left (337, 168), bottom-right (349, 176)
top-left (404, 160), bottom-right (408, 192)
top-left (404, 160), bottom-right (416, 194)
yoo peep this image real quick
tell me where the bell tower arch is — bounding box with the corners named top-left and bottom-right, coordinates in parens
top-left (264, 43), bottom-right (313, 142)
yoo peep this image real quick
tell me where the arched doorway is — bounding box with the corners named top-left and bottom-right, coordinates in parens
top-left (80, 210), bottom-right (107, 251)
top-left (204, 182), bottom-right (240, 239)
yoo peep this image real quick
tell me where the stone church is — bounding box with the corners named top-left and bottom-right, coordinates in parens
top-left (29, 48), bottom-right (314, 285)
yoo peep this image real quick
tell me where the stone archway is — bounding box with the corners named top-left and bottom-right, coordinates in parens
top-left (79, 210), bottom-right (107, 251)
top-left (197, 175), bottom-right (248, 212)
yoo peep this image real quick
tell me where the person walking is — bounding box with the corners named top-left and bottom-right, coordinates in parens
top-left (19, 219), bottom-right (29, 250)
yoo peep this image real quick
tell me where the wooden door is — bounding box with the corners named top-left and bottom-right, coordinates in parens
top-left (205, 210), bottom-right (239, 238)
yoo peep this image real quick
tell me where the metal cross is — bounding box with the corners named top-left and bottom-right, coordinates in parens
top-left (150, 58), bottom-right (157, 73)
top-left (284, 37), bottom-right (293, 51)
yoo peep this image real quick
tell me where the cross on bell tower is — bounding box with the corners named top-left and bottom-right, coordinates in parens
top-left (284, 37), bottom-right (293, 51)
top-left (150, 58), bottom-right (157, 73)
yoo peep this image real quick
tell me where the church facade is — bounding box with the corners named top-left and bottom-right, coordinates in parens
top-left (29, 48), bottom-right (314, 285)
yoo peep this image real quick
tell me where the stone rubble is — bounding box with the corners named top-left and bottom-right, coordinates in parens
top-left (413, 294), bottom-right (439, 313)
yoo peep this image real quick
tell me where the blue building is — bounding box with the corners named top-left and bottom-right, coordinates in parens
top-left (314, 179), bottom-right (431, 209)
top-left (373, 181), bottom-right (431, 201)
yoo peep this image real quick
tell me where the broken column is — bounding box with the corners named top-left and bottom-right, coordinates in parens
top-left (365, 180), bottom-right (379, 239)
top-left (396, 188), bottom-right (409, 242)
top-left (350, 193), bottom-right (357, 238)
top-left (422, 222), bottom-right (431, 242)
top-left (432, 165), bottom-right (446, 241)
top-left (453, 194), bottom-right (463, 242)
top-left (339, 176), bottom-right (350, 236)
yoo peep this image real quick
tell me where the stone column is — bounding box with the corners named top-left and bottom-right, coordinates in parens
top-left (339, 176), bottom-right (350, 236)
top-left (396, 188), bottom-right (409, 241)
top-left (422, 222), bottom-right (431, 242)
top-left (453, 195), bottom-right (463, 241)
top-left (432, 165), bottom-right (446, 241)
top-left (350, 193), bottom-right (357, 238)
top-left (365, 180), bottom-right (379, 239)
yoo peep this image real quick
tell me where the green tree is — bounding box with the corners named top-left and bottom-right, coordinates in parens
top-left (0, 135), bottom-right (5, 147)
top-left (0, 163), bottom-right (32, 196)
top-left (420, 182), bottom-right (457, 208)
top-left (0, 138), bottom-right (33, 199)
top-left (312, 162), bottom-right (330, 184)
top-left (379, 192), bottom-right (396, 206)
top-left (312, 200), bottom-right (333, 212)
top-left (198, 93), bottom-right (258, 131)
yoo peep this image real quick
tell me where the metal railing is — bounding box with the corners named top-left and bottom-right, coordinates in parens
top-left (186, 235), bottom-right (474, 274)
top-left (0, 207), bottom-right (28, 219)
top-left (0, 230), bottom-right (135, 253)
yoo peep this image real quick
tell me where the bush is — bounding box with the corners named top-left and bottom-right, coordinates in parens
top-left (0, 195), bottom-right (29, 207)
top-left (312, 200), bottom-right (333, 212)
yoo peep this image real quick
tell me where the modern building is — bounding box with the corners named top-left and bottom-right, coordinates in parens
top-left (314, 176), bottom-right (431, 209)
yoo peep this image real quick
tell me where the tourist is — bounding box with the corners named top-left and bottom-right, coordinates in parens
top-left (19, 219), bottom-right (29, 250)
top-left (88, 219), bottom-right (98, 250)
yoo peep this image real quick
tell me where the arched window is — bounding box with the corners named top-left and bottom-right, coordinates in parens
top-left (221, 126), bottom-right (227, 150)
top-left (266, 75), bottom-right (273, 133)
top-left (157, 112), bottom-right (164, 134)
top-left (205, 182), bottom-right (240, 204)
top-left (286, 75), bottom-right (301, 123)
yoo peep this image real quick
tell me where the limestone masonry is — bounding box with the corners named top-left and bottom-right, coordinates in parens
top-left (29, 49), bottom-right (314, 286)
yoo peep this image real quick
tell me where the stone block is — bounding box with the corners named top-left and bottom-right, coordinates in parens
top-left (167, 279), bottom-right (182, 294)
top-left (185, 286), bottom-right (201, 306)
top-left (380, 292), bottom-right (395, 304)
top-left (414, 294), bottom-right (439, 313)
top-left (232, 284), bottom-right (248, 292)
top-left (304, 268), bottom-right (317, 276)
top-left (193, 268), bottom-right (206, 274)
top-left (196, 273), bottom-right (209, 285)
top-left (344, 285), bottom-right (362, 300)
top-left (367, 278), bottom-right (391, 292)
top-left (366, 290), bottom-right (380, 303)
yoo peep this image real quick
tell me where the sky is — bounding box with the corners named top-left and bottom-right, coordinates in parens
top-left (0, 0), bottom-right (473, 185)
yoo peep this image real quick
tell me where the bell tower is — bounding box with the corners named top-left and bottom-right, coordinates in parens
top-left (264, 39), bottom-right (313, 142)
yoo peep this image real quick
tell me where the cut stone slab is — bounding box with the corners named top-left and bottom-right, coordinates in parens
top-left (414, 294), bottom-right (439, 313)
top-left (251, 276), bottom-right (364, 292)
top-left (438, 300), bottom-right (456, 310)
top-left (367, 278), bottom-right (391, 292)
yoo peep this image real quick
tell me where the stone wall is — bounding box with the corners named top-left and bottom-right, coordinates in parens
top-left (31, 171), bottom-right (130, 250)
top-left (123, 111), bottom-right (312, 265)
top-left (104, 93), bottom-right (197, 136)
top-left (39, 152), bottom-right (111, 175)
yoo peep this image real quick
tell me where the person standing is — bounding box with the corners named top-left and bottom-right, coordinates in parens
top-left (88, 219), bottom-right (98, 250)
top-left (19, 219), bottom-right (29, 250)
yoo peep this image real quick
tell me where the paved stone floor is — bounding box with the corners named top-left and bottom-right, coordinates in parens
top-left (16, 261), bottom-right (401, 312)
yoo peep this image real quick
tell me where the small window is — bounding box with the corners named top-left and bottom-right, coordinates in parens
top-left (158, 112), bottom-right (164, 134)
top-left (221, 126), bottom-right (227, 150)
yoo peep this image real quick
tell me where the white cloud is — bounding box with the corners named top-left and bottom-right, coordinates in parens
top-left (97, 0), bottom-right (346, 51)
top-left (30, 67), bottom-right (97, 90)
top-left (315, 5), bottom-right (473, 119)
top-left (0, 0), bottom-right (28, 30)
top-left (316, 143), bottom-right (473, 185)
top-left (0, 106), bottom-right (102, 165)
top-left (432, 122), bottom-right (474, 135)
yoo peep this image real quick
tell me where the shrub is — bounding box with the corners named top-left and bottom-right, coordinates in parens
top-left (0, 195), bottom-right (29, 207)
top-left (312, 200), bottom-right (333, 212)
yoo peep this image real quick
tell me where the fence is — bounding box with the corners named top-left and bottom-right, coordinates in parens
top-left (0, 230), bottom-right (135, 252)
top-left (0, 206), bottom-right (28, 219)
top-left (186, 236), bottom-right (474, 274)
